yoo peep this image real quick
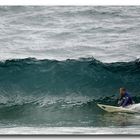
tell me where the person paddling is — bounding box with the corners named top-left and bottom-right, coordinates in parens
top-left (118, 88), bottom-right (134, 107)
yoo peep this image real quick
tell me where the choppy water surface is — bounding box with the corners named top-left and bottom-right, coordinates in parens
top-left (0, 6), bottom-right (140, 62)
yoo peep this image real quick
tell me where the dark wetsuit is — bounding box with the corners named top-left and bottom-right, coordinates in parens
top-left (118, 92), bottom-right (134, 107)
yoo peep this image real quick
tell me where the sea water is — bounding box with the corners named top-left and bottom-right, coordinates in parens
top-left (0, 6), bottom-right (140, 134)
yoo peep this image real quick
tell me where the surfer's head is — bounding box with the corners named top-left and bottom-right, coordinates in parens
top-left (119, 87), bottom-right (126, 96)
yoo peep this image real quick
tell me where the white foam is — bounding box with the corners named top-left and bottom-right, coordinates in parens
top-left (0, 127), bottom-right (140, 135)
top-left (128, 103), bottom-right (140, 112)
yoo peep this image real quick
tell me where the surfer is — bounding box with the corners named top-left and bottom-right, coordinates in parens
top-left (118, 88), bottom-right (134, 107)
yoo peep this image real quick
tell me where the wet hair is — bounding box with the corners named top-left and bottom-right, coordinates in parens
top-left (120, 87), bottom-right (126, 92)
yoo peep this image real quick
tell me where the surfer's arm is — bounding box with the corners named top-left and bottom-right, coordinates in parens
top-left (121, 97), bottom-right (129, 107)
top-left (118, 98), bottom-right (124, 106)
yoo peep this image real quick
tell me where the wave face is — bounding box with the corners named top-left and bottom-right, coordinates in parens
top-left (0, 58), bottom-right (140, 96)
top-left (0, 58), bottom-right (140, 127)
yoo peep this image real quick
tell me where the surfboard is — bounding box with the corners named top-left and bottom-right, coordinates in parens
top-left (97, 103), bottom-right (137, 113)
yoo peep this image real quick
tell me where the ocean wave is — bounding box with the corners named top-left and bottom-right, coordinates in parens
top-left (0, 57), bottom-right (140, 97)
